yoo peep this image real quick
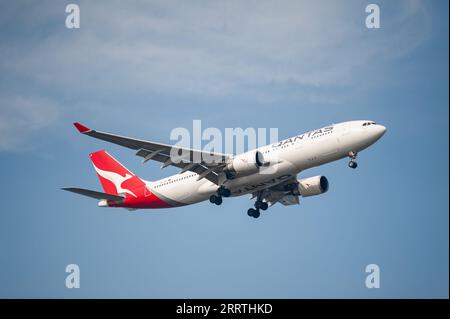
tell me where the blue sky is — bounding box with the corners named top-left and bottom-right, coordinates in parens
top-left (0, 0), bottom-right (448, 298)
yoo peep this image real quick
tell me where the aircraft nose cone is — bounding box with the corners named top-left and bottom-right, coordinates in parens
top-left (374, 125), bottom-right (387, 139)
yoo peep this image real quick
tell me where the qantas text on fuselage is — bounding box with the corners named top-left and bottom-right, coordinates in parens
top-left (63, 120), bottom-right (386, 218)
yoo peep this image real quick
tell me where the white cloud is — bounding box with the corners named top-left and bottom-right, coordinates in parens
top-left (3, 0), bottom-right (431, 98)
top-left (0, 97), bottom-right (59, 151)
top-left (0, 0), bottom-right (432, 151)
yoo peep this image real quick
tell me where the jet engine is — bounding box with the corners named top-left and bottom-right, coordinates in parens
top-left (295, 175), bottom-right (329, 197)
top-left (225, 151), bottom-right (267, 178)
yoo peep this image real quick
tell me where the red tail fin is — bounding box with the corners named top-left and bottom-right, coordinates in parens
top-left (89, 150), bottom-right (145, 197)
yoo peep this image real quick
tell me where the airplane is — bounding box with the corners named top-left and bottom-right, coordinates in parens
top-left (62, 120), bottom-right (386, 218)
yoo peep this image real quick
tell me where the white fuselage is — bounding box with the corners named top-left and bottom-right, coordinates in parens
top-left (147, 120), bottom-right (386, 206)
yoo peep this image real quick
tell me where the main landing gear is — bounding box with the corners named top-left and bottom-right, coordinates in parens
top-left (247, 199), bottom-right (269, 219)
top-left (209, 194), bottom-right (222, 205)
top-left (209, 186), bottom-right (231, 206)
top-left (247, 208), bottom-right (260, 218)
top-left (348, 151), bottom-right (358, 169)
top-left (209, 186), bottom-right (269, 219)
top-left (254, 200), bottom-right (269, 211)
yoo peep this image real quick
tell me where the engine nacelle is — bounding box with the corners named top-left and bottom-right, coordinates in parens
top-left (225, 151), bottom-right (266, 178)
top-left (296, 175), bottom-right (329, 197)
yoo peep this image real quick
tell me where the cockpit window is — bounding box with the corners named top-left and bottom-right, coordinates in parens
top-left (363, 122), bottom-right (377, 126)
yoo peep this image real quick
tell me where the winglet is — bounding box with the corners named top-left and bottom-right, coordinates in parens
top-left (73, 122), bottom-right (91, 133)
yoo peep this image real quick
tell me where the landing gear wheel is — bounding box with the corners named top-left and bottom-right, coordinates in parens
top-left (218, 186), bottom-right (231, 197)
top-left (247, 208), bottom-right (260, 218)
top-left (348, 151), bottom-right (358, 169)
top-left (254, 200), bottom-right (268, 211)
top-left (209, 194), bottom-right (222, 205)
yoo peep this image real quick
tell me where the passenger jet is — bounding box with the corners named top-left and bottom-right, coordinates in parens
top-left (63, 120), bottom-right (386, 218)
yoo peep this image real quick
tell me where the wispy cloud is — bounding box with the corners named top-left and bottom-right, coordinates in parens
top-left (0, 0), bottom-right (432, 151)
top-left (2, 0), bottom-right (431, 97)
top-left (0, 96), bottom-right (59, 151)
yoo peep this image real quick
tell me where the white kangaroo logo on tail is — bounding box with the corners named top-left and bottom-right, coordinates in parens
top-left (92, 164), bottom-right (137, 198)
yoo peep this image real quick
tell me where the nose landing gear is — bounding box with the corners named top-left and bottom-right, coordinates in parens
top-left (348, 151), bottom-right (358, 169)
top-left (348, 161), bottom-right (358, 169)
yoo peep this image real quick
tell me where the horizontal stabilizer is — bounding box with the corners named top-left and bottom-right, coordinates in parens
top-left (62, 187), bottom-right (125, 202)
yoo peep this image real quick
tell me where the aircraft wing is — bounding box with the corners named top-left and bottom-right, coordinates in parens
top-left (73, 123), bottom-right (230, 185)
top-left (277, 194), bottom-right (300, 206)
